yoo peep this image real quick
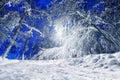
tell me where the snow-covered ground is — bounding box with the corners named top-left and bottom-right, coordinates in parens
top-left (0, 52), bottom-right (120, 80)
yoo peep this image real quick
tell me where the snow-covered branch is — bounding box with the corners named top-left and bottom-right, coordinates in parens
top-left (22, 23), bottom-right (44, 37)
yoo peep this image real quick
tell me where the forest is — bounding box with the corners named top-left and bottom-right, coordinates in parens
top-left (0, 0), bottom-right (120, 60)
top-left (0, 0), bottom-right (120, 80)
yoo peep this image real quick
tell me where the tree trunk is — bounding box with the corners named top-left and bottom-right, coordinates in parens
top-left (2, 24), bottom-right (21, 59)
top-left (2, 14), bottom-right (25, 59)
top-left (22, 35), bottom-right (30, 60)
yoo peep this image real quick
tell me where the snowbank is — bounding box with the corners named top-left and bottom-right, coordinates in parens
top-left (67, 52), bottom-right (120, 69)
top-left (0, 56), bottom-right (120, 80)
top-left (33, 50), bottom-right (120, 70)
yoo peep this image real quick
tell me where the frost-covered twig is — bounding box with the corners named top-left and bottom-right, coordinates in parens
top-left (22, 23), bottom-right (44, 37)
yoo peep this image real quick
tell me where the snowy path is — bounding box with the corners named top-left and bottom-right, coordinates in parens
top-left (0, 59), bottom-right (120, 80)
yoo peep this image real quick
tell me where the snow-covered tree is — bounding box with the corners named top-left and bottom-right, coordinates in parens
top-left (33, 0), bottom-right (120, 60)
top-left (0, 0), bottom-right (44, 59)
top-left (0, 0), bottom-right (120, 60)
top-left (91, 0), bottom-right (120, 53)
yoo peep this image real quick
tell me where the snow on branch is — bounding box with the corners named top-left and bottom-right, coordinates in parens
top-left (22, 23), bottom-right (44, 37)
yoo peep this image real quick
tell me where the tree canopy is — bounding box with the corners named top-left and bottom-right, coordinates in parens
top-left (0, 0), bottom-right (120, 60)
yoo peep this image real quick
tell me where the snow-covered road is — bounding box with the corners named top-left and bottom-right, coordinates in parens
top-left (0, 58), bottom-right (120, 80)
